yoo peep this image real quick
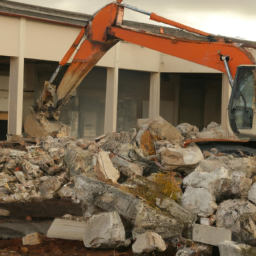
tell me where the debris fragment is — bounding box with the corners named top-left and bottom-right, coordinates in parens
top-left (218, 241), bottom-right (256, 256)
top-left (216, 199), bottom-right (256, 245)
top-left (192, 224), bottom-right (231, 246)
top-left (22, 232), bottom-right (44, 245)
top-left (94, 150), bottom-right (120, 184)
top-left (0, 208), bottom-right (10, 216)
top-left (47, 219), bottom-right (86, 241)
top-left (132, 231), bottom-right (166, 254)
top-left (83, 211), bottom-right (130, 249)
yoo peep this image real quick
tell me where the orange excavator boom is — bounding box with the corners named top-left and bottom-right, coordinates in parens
top-left (25, 1), bottom-right (256, 137)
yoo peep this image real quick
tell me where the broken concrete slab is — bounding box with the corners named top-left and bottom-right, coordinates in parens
top-left (83, 211), bottom-right (130, 249)
top-left (216, 199), bottom-right (256, 245)
top-left (132, 203), bottom-right (184, 239)
top-left (192, 224), bottom-right (231, 246)
top-left (110, 154), bottom-right (143, 177)
top-left (156, 197), bottom-right (196, 224)
top-left (160, 143), bottom-right (204, 171)
top-left (227, 157), bottom-right (256, 179)
top-left (47, 218), bottom-right (86, 241)
top-left (73, 176), bottom-right (185, 239)
top-left (181, 187), bottom-right (217, 217)
top-left (132, 231), bottom-right (166, 254)
top-left (22, 232), bottom-right (44, 245)
top-left (137, 116), bottom-right (183, 146)
top-left (94, 150), bottom-right (120, 184)
top-left (183, 167), bottom-right (232, 198)
top-left (218, 241), bottom-right (256, 256)
top-left (231, 173), bottom-right (252, 199)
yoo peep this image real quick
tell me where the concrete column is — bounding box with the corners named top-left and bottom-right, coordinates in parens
top-left (149, 72), bottom-right (160, 119)
top-left (104, 43), bottom-right (120, 133)
top-left (221, 74), bottom-right (233, 136)
top-left (8, 18), bottom-right (26, 135)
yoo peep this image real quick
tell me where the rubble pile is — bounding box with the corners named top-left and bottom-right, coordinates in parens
top-left (1, 116), bottom-right (256, 255)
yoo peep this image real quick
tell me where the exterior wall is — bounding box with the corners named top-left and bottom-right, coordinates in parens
top-left (0, 13), bottom-right (229, 139)
top-left (0, 15), bottom-right (221, 73)
top-left (0, 16), bottom-right (20, 57)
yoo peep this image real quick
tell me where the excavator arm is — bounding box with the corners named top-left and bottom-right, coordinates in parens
top-left (25, 1), bottom-right (256, 138)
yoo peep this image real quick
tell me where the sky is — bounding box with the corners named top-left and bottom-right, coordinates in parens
top-left (12, 0), bottom-right (256, 41)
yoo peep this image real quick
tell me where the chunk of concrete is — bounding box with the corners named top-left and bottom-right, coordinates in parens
top-left (227, 157), bottom-right (256, 179)
top-left (15, 171), bottom-right (26, 185)
top-left (137, 116), bottom-right (183, 143)
top-left (219, 241), bottom-right (256, 256)
top-left (0, 209), bottom-right (10, 216)
top-left (132, 231), bottom-right (166, 254)
top-left (200, 218), bottom-right (210, 226)
top-left (64, 146), bottom-right (95, 178)
top-left (231, 173), bottom-right (252, 199)
top-left (83, 211), bottom-right (129, 249)
top-left (22, 232), bottom-right (44, 245)
top-left (216, 199), bottom-right (256, 245)
top-left (156, 197), bottom-right (197, 224)
top-left (193, 224), bottom-right (231, 246)
top-left (183, 167), bottom-right (232, 197)
top-left (160, 144), bottom-right (203, 171)
top-left (110, 154), bottom-right (143, 177)
top-left (176, 123), bottom-right (199, 140)
top-left (195, 155), bottom-right (229, 173)
top-left (94, 150), bottom-right (120, 184)
top-left (132, 203), bottom-right (184, 239)
top-left (196, 122), bottom-right (227, 139)
top-left (181, 187), bottom-right (217, 217)
top-left (47, 218), bottom-right (86, 241)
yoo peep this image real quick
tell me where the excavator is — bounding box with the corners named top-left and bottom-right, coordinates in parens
top-left (24, 0), bottom-right (256, 143)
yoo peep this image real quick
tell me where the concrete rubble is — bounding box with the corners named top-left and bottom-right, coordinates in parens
top-left (132, 231), bottom-right (166, 254)
top-left (1, 117), bottom-right (256, 255)
top-left (218, 241), bottom-right (256, 256)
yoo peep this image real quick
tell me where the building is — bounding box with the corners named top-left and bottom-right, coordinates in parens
top-left (0, 0), bottom-right (231, 141)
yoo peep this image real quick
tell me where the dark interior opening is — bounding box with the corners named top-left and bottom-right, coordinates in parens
top-left (0, 120), bottom-right (7, 141)
top-left (212, 245), bottom-right (220, 256)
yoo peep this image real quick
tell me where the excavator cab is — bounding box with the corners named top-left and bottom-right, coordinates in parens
top-left (229, 65), bottom-right (256, 139)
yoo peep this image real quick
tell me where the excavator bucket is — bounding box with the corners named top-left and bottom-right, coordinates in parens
top-left (24, 38), bottom-right (118, 137)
